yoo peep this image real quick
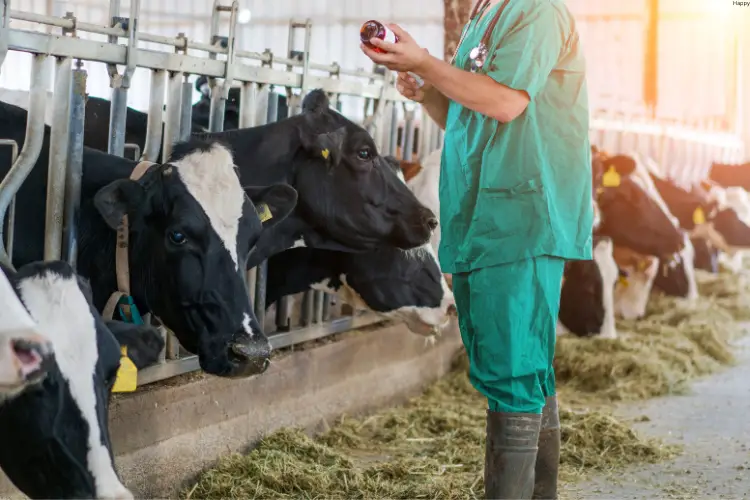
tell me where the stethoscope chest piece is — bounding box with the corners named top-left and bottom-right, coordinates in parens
top-left (469, 43), bottom-right (488, 72)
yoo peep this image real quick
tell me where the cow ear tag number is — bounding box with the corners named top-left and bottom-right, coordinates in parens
top-left (693, 207), bottom-right (706, 225)
top-left (602, 166), bottom-right (621, 188)
top-left (321, 148), bottom-right (330, 159)
top-left (256, 203), bottom-right (273, 223)
top-left (112, 346), bottom-right (138, 393)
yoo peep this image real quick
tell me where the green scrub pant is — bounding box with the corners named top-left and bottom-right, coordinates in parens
top-left (452, 256), bottom-right (565, 414)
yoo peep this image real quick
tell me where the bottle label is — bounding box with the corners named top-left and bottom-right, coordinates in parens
top-left (382, 27), bottom-right (397, 44)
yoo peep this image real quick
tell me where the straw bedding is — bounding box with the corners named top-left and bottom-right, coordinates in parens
top-left (185, 354), bottom-right (678, 499)
top-left (186, 266), bottom-right (748, 498)
top-left (555, 268), bottom-right (749, 401)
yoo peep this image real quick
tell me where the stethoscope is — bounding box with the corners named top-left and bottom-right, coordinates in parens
top-left (449, 0), bottom-right (511, 73)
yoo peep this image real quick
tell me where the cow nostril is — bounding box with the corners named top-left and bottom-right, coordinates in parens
top-left (426, 216), bottom-right (438, 230)
top-left (10, 338), bottom-right (48, 380)
top-left (447, 304), bottom-right (457, 316)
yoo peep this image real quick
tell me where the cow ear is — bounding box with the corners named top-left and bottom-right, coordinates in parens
top-left (93, 179), bottom-right (146, 230)
top-left (298, 126), bottom-right (346, 167)
top-left (301, 89), bottom-right (330, 113)
top-left (244, 183), bottom-right (298, 230)
top-left (605, 155), bottom-right (637, 176)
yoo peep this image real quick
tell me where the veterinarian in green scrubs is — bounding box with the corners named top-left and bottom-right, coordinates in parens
top-left (361, 1), bottom-right (592, 498)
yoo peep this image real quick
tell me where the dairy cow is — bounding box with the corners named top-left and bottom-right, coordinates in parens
top-left (0, 101), bottom-right (298, 378)
top-left (78, 89), bottom-right (436, 260)
top-left (558, 236), bottom-right (617, 338)
top-left (264, 155), bottom-right (455, 336)
top-left (0, 260), bottom-right (163, 499)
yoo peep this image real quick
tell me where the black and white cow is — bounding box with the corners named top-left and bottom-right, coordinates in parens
top-left (0, 101), bottom-right (297, 378)
top-left (0, 266), bottom-right (53, 397)
top-left (0, 260), bottom-right (163, 499)
top-left (265, 243), bottom-right (455, 336)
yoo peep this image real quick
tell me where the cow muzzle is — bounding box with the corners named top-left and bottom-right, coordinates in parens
top-left (225, 331), bottom-right (271, 378)
top-left (0, 333), bottom-right (53, 390)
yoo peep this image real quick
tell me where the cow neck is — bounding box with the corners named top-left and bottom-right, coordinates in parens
top-left (102, 160), bottom-right (155, 323)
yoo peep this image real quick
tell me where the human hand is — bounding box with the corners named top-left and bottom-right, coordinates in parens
top-left (360, 23), bottom-right (431, 74)
top-left (396, 71), bottom-right (430, 103)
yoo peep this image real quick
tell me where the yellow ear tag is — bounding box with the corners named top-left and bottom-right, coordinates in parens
top-left (256, 203), bottom-right (272, 223)
top-left (692, 206), bottom-right (706, 225)
top-left (618, 276), bottom-right (629, 287)
top-left (602, 166), bottom-right (621, 188)
top-left (321, 149), bottom-right (330, 159)
top-left (112, 346), bottom-right (138, 393)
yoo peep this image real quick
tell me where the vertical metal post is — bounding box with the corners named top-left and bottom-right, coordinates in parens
top-left (107, 0), bottom-right (140, 157)
top-left (0, 54), bottom-right (50, 268)
top-left (403, 105), bottom-right (416, 162)
top-left (389, 102), bottom-right (399, 156)
top-left (0, 140), bottom-right (18, 264)
top-left (44, 56), bottom-right (73, 261)
top-left (240, 81), bottom-right (257, 305)
top-left (271, 91), bottom-right (292, 331)
top-left (179, 77), bottom-right (193, 142)
top-left (252, 87), bottom-right (276, 328)
top-left (0, 0), bottom-right (10, 69)
top-left (62, 61), bottom-right (86, 268)
top-left (208, 0), bottom-right (238, 133)
top-left (163, 71), bottom-right (183, 162)
top-left (141, 69), bottom-right (166, 161)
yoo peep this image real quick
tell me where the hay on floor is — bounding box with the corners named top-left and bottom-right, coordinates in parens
top-left (185, 355), bottom-right (678, 499)
top-left (554, 267), bottom-right (749, 401)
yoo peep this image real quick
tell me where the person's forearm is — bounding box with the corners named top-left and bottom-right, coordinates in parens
top-left (421, 87), bottom-right (449, 130)
top-left (418, 55), bottom-right (529, 123)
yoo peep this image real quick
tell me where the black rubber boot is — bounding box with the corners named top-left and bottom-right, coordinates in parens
top-left (532, 396), bottom-right (561, 499)
top-left (484, 410), bottom-right (542, 499)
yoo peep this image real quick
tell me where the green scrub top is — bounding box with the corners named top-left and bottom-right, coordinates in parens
top-left (438, 0), bottom-right (593, 274)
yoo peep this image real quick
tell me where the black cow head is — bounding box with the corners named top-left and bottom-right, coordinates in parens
top-left (652, 233), bottom-right (695, 298)
top-left (559, 259), bottom-right (605, 337)
top-left (193, 76), bottom-right (241, 131)
top-left (0, 260), bottom-right (163, 500)
top-left (691, 237), bottom-right (719, 273)
top-left (93, 139), bottom-right (297, 378)
top-left (595, 154), bottom-right (684, 257)
top-left (290, 89), bottom-right (437, 251)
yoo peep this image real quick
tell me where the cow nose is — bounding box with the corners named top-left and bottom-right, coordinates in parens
top-left (9, 336), bottom-right (52, 382)
top-left (418, 206), bottom-right (438, 230)
top-left (227, 331), bottom-right (271, 378)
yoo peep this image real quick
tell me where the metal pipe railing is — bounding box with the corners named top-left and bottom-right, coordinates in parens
top-left (62, 61), bottom-right (86, 269)
top-left (44, 56), bottom-right (72, 261)
top-left (0, 54), bottom-right (50, 268)
top-left (141, 69), bottom-right (165, 161)
top-left (162, 71), bottom-right (183, 162)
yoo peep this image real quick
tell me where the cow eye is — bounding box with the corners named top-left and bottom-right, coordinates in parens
top-left (168, 231), bottom-right (187, 245)
top-left (357, 148), bottom-right (372, 161)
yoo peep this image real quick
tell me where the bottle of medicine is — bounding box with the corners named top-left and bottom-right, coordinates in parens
top-left (360, 20), bottom-right (425, 88)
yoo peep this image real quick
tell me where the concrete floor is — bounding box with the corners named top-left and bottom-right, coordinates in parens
top-left (564, 335), bottom-right (750, 499)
